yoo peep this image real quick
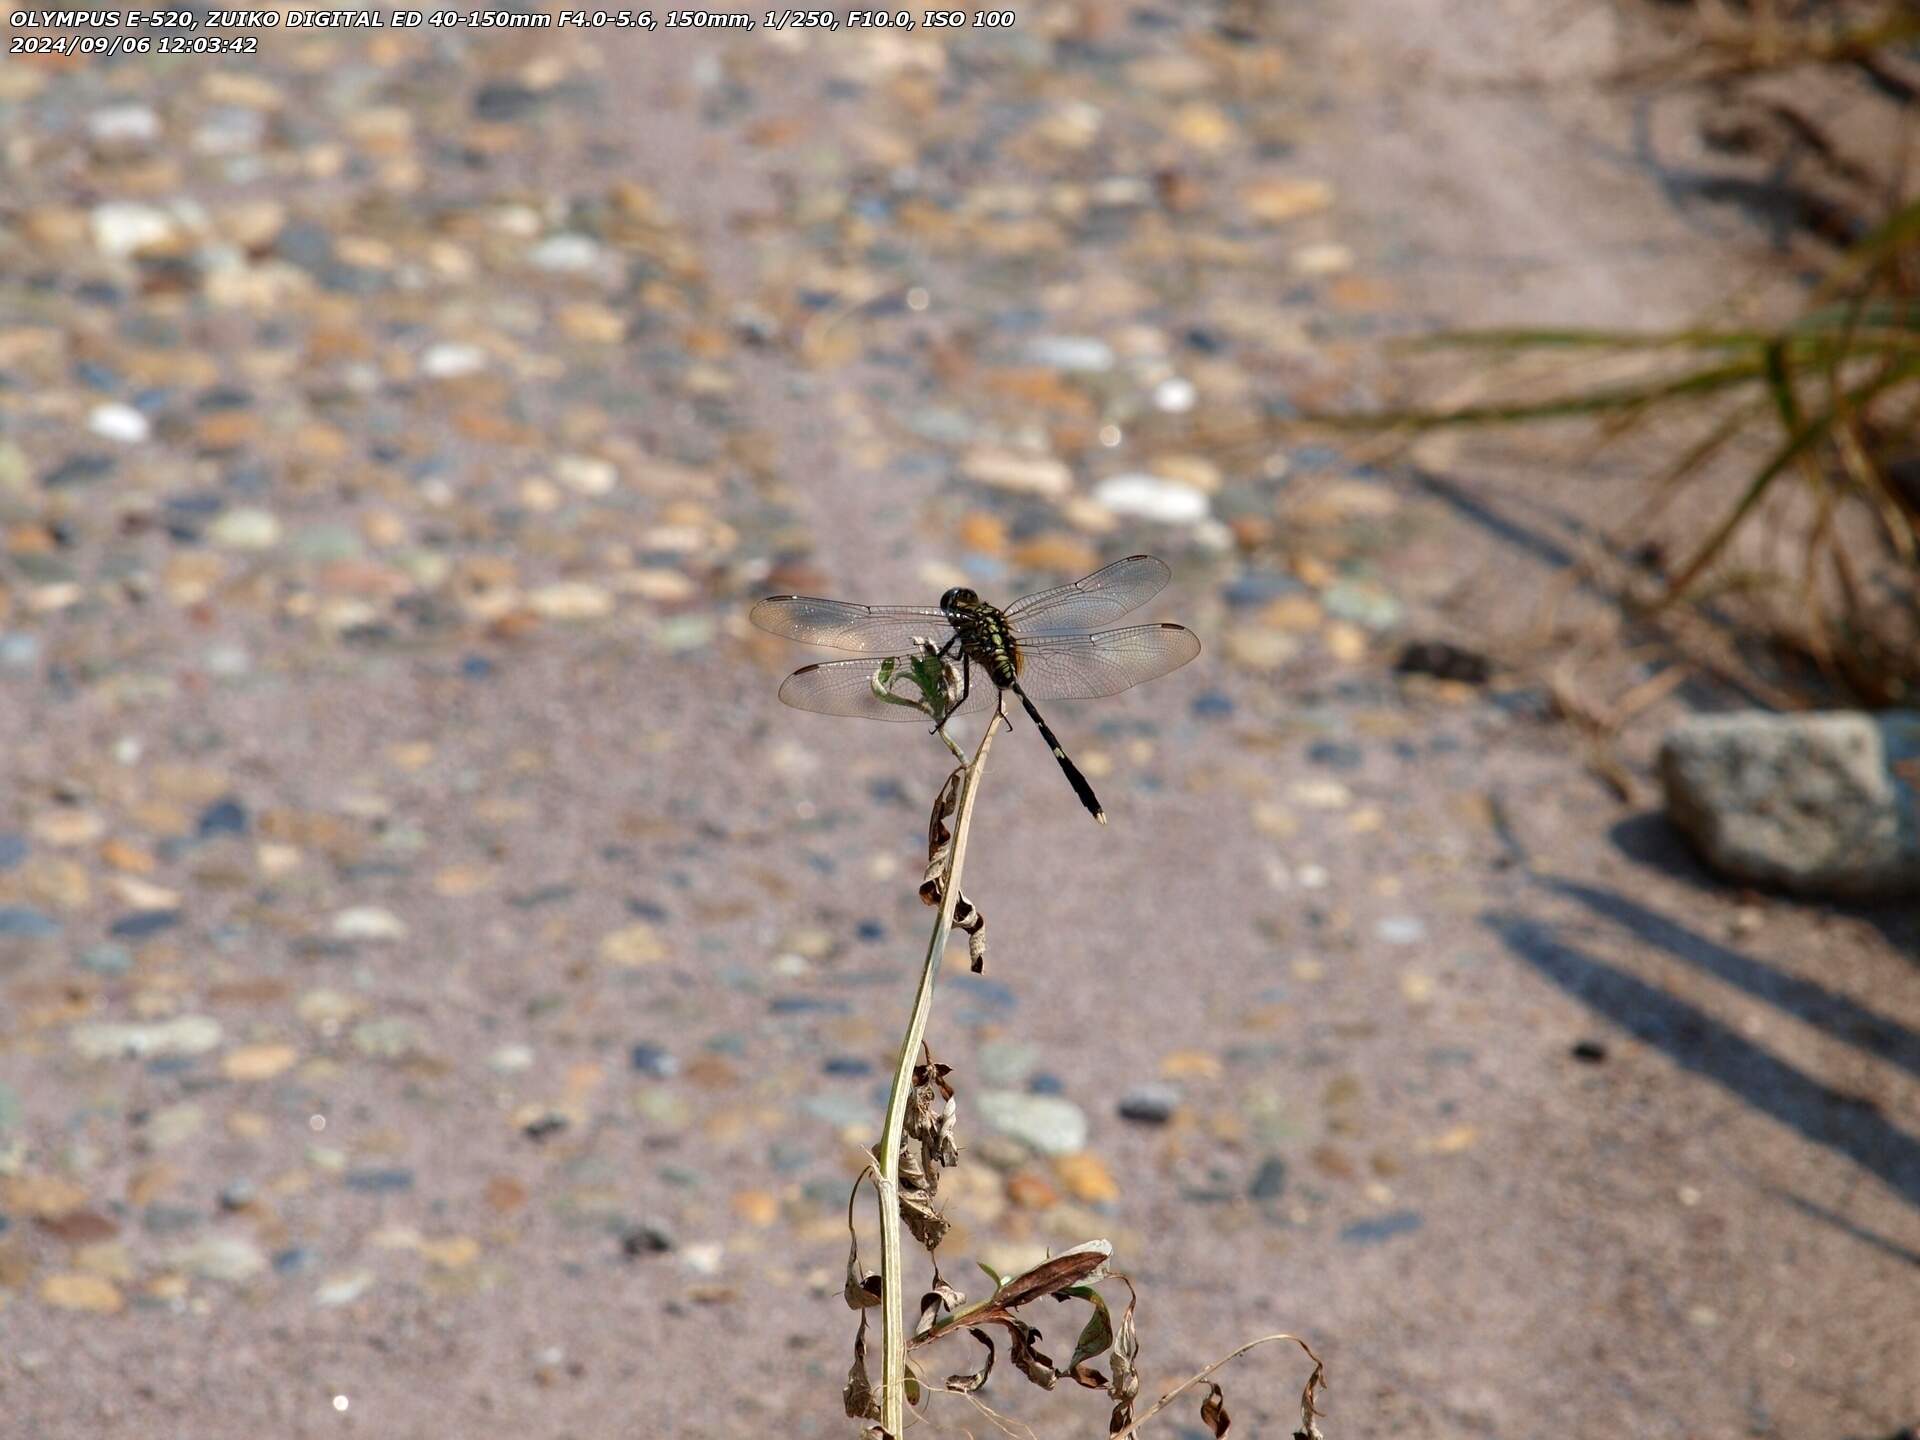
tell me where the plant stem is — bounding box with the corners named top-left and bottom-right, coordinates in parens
top-left (874, 714), bottom-right (1000, 1438)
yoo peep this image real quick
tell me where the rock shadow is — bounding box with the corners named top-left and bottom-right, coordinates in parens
top-left (1485, 911), bottom-right (1920, 1208)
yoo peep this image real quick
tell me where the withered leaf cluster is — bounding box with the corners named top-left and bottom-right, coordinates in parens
top-left (840, 740), bottom-right (1327, 1440)
top-left (920, 768), bottom-right (986, 972)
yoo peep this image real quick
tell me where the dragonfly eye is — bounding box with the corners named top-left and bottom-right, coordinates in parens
top-left (939, 586), bottom-right (976, 610)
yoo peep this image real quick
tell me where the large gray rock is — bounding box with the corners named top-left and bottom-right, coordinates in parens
top-left (1660, 711), bottom-right (1920, 899)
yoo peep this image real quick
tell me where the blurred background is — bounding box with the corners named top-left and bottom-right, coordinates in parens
top-left (0, 2), bottom-right (1916, 1437)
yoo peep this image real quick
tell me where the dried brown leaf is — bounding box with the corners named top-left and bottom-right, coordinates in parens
top-left (920, 769), bottom-right (964, 906)
top-left (1200, 1381), bottom-right (1231, 1436)
top-left (1007, 1320), bottom-right (1059, 1390)
top-left (898, 1136), bottom-right (932, 1196)
top-left (900, 1188), bottom-right (950, 1252)
top-left (945, 1328), bottom-right (997, 1394)
top-left (915, 1272), bottom-right (965, 1340)
top-left (843, 1167), bottom-right (884, 1309)
top-left (1294, 1342), bottom-right (1329, 1440)
top-left (844, 1235), bottom-right (883, 1310)
top-left (845, 1313), bottom-right (879, 1421)
top-left (992, 1239), bottom-right (1112, 1310)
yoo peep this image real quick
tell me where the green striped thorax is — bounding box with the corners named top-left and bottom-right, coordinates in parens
top-left (940, 586), bottom-right (1020, 687)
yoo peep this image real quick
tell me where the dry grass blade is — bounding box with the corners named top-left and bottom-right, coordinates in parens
top-left (1309, 182), bottom-right (1920, 706)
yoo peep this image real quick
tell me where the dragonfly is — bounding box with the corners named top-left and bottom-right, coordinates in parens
top-left (749, 555), bottom-right (1200, 824)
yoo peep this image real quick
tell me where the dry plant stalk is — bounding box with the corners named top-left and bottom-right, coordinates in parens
top-left (830, 660), bottom-right (1326, 1439)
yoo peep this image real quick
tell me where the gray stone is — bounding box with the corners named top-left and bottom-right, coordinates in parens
top-left (1660, 711), bottom-right (1920, 899)
top-left (977, 1090), bottom-right (1088, 1156)
top-left (1116, 1084), bottom-right (1180, 1125)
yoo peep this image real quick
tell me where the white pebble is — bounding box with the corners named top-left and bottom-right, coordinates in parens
top-left (1152, 376), bottom-right (1198, 413)
top-left (528, 234), bottom-right (603, 273)
top-left (88, 104), bottom-right (161, 151)
top-left (91, 202), bottom-right (176, 259)
top-left (421, 343), bottom-right (487, 379)
top-left (88, 403), bottom-right (150, 444)
top-left (332, 906), bottom-right (407, 942)
top-left (1091, 473), bottom-right (1211, 525)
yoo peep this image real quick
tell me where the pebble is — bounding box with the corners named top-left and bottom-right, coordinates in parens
top-left (1289, 779), bottom-right (1354, 810)
top-left (1116, 1084), bottom-right (1180, 1125)
top-left (196, 799), bottom-right (249, 839)
top-left (0, 906), bottom-right (59, 938)
top-left (1091, 474), bottom-right (1211, 524)
top-left (70, 1016), bottom-right (223, 1061)
top-left (1249, 1156), bottom-right (1290, 1201)
top-left (621, 1223), bottom-right (675, 1257)
top-left (108, 910), bottom-right (179, 939)
top-left (422, 343), bottom-right (487, 379)
top-left (489, 1044), bottom-right (535, 1075)
top-left (1152, 376), bottom-right (1198, 413)
top-left (91, 202), bottom-right (176, 259)
top-left (40, 1273), bottom-right (124, 1314)
top-left (1021, 336), bottom-right (1114, 373)
top-left (221, 1043), bottom-right (298, 1081)
top-left (600, 923), bottom-right (666, 967)
top-left (528, 234), bottom-right (605, 273)
top-left (961, 448), bottom-right (1074, 499)
top-left (314, 1271), bottom-right (376, 1307)
top-left (332, 906), bottom-right (407, 941)
top-left (1377, 916), bottom-right (1428, 947)
top-left (1055, 1152), bottom-right (1120, 1204)
top-left (88, 403), bottom-right (151, 444)
top-left (1340, 1211), bottom-right (1424, 1246)
top-left (976, 1091), bottom-right (1089, 1156)
top-left (174, 1234), bottom-right (268, 1282)
top-left (1243, 177), bottom-right (1335, 224)
top-left (529, 582), bottom-right (615, 621)
top-left (629, 1043), bottom-right (679, 1079)
top-left (344, 1168), bottom-right (415, 1195)
top-left (87, 104), bottom-right (161, 152)
top-left (207, 507), bottom-right (283, 551)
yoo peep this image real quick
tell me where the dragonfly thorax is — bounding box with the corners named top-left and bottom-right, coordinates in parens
top-left (941, 591), bottom-right (1021, 687)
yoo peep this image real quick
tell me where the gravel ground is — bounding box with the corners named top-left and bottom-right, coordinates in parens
top-left (1, 5), bottom-right (1916, 1439)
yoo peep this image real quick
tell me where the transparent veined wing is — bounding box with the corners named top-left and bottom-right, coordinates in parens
top-left (750, 596), bottom-right (953, 654)
top-left (776, 655), bottom-right (999, 722)
top-left (1011, 623), bottom-right (1201, 700)
top-left (1003, 555), bottom-right (1171, 635)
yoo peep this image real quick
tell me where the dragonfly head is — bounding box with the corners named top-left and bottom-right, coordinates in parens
top-left (939, 586), bottom-right (979, 612)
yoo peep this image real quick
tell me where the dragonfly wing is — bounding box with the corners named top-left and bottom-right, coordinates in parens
top-left (1003, 555), bottom-right (1171, 633)
top-left (776, 656), bottom-right (999, 721)
top-left (1013, 623), bottom-right (1201, 700)
top-left (750, 596), bottom-right (952, 654)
